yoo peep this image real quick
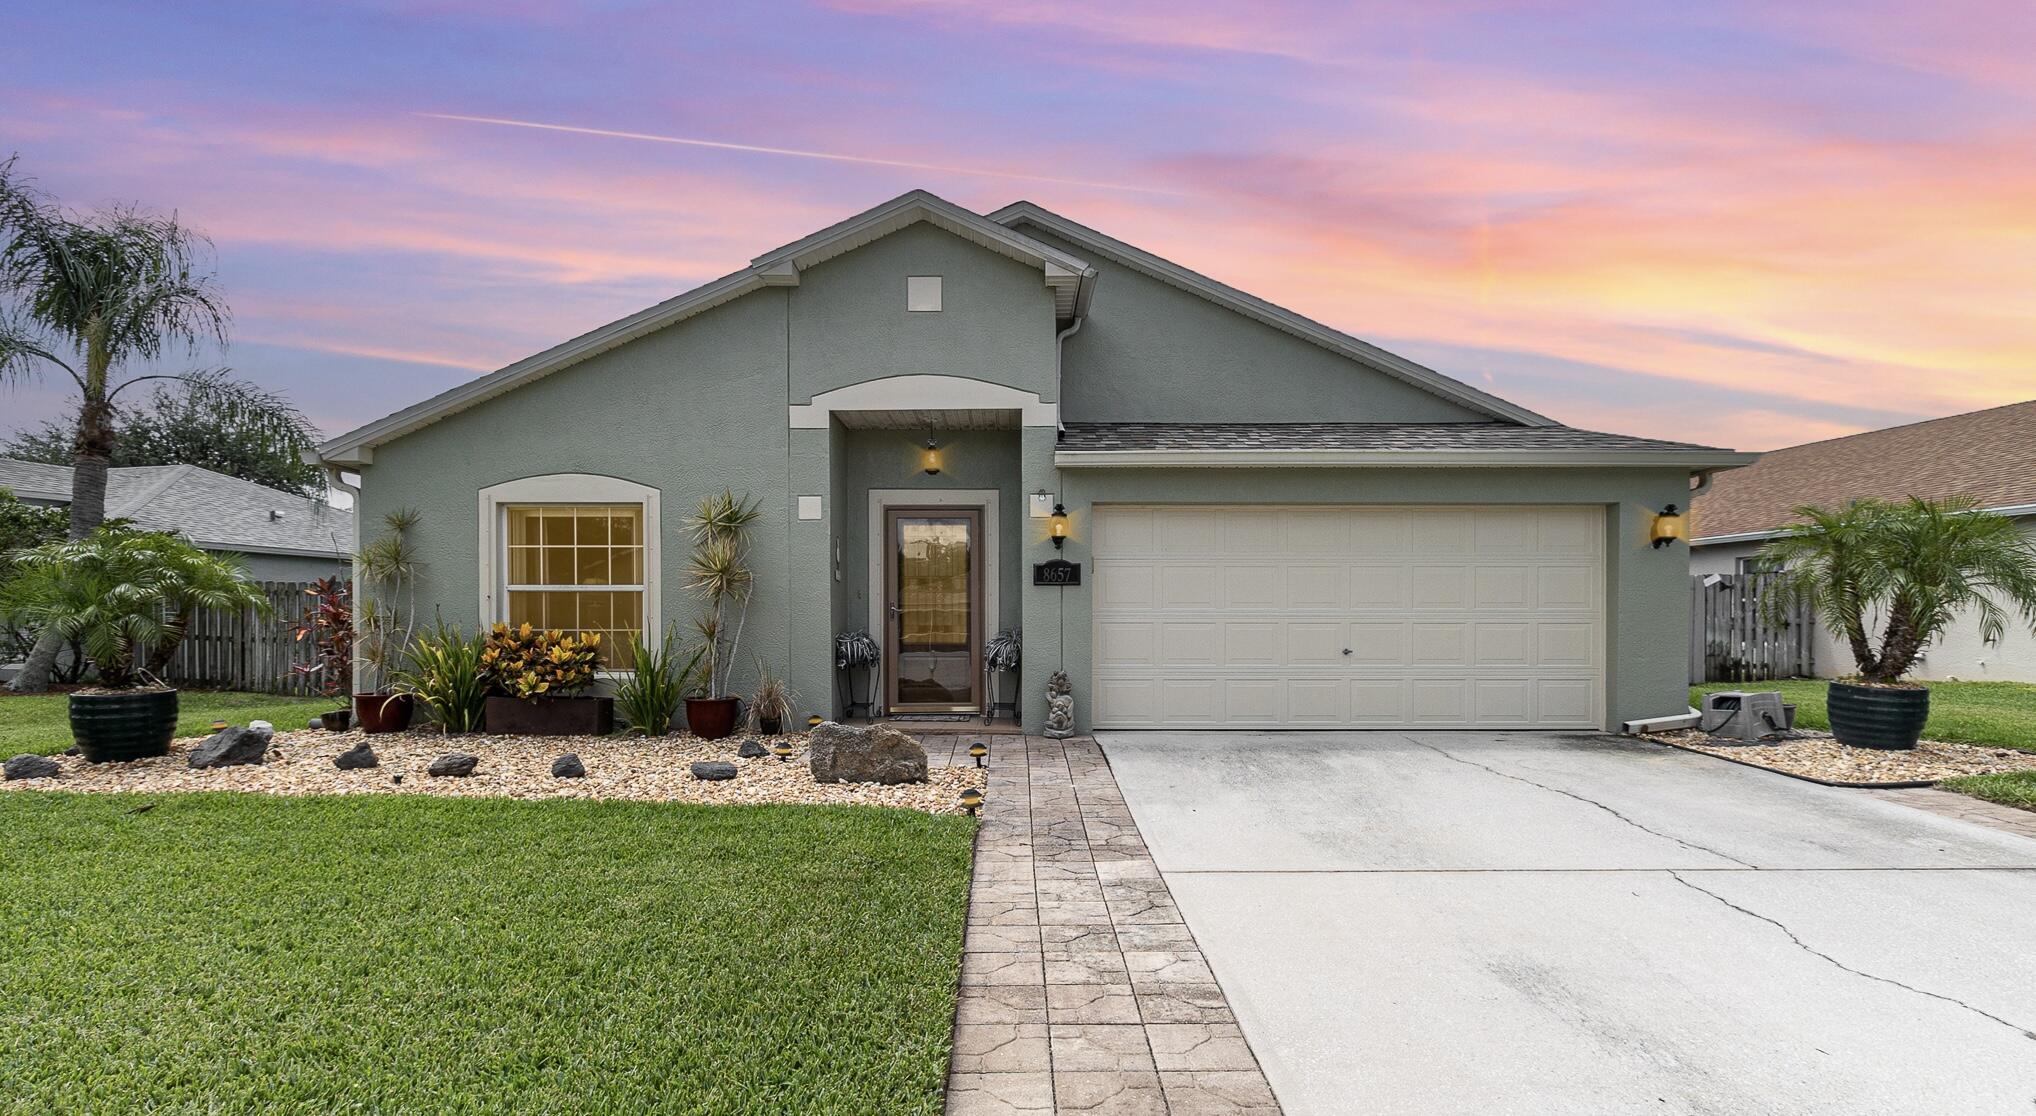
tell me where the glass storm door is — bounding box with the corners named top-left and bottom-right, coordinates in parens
top-left (885, 507), bottom-right (982, 713)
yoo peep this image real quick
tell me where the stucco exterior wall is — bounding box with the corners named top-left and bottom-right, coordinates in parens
top-left (1692, 520), bottom-right (2036, 683)
top-left (235, 551), bottom-right (350, 583)
top-left (1023, 463), bottom-right (1696, 731)
top-left (1023, 229), bottom-right (1494, 424)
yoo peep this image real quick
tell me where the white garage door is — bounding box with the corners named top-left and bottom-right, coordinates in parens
top-left (1091, 505), bottom-right (1605, 729)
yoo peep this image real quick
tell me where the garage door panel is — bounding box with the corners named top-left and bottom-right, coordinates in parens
top-left (1092, 505), bottom-right (1603, 729)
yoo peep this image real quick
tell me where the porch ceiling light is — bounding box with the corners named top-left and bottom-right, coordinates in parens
top-left (921, 436), bottom-right (943, 476)
top-left (1651, 504), bottom-right (1690, 549)
top-left (1048, 504), bottom-right (1070, 549)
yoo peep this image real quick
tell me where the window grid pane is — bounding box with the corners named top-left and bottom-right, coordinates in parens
top-left (503, 505), bottom-right (645, 668)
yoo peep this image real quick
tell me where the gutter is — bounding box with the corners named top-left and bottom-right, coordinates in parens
top-left (1055, 448), bottom-right (1761, 470)
top-left (1693, 501), bottom-right (2036, 547)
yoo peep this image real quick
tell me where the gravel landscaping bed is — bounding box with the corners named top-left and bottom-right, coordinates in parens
top-left (1647, 729), bottom-right (2036, 786)
top-left (1, 728), bottom-right (986, 814)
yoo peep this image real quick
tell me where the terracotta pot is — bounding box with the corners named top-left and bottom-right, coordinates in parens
top-left (1827, 681), bottom-right (1928, 750)
top-left (69, 688), bottom-right (179, 762)
top-left (483, 695), bottom-right (615, 736)
top-left (354, 692), bottom-right (415, 734)
top-left (685, 696), bottom-right (741, 740)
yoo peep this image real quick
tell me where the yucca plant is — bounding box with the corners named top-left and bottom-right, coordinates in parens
top-left (393, 622), bottom-right (489, 733)
top-left (685, 490), bottom-right (761, 698)
top-left (613, 626), bottom-right (705, 736)
top-left (353, 508), bottom-right (421, 694)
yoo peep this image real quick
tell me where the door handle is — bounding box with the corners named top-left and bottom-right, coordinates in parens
top-left (1342, 648), bottom-right (1353, 656)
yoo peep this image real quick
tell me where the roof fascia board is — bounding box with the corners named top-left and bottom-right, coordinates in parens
top-left (990, 201), bottom-right (1556, 428)
top-left (1056, 448), bottom-right (1761, 469)
top-left (1693, 501), bottom-right (2036, 546)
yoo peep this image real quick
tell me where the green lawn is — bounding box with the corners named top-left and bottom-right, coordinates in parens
top-left (1692, 679), bottom-right (2036, 753)
top-left (1938, 770), bottom-right (2036, 812)
top-left (0, 690), bottom-right (339, 756)
top-left (0, 792), bottom-right (975, 1114)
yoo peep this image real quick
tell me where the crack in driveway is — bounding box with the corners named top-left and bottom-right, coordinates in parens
top-left (1407, 735), bottom-right (1759, 869)
top-left (1667, 870), bottom-right (2036, 1042)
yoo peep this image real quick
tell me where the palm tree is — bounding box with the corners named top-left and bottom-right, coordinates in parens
top-left (1760, 497), bottom-right (2036, 683)
top-left (0, 157), bottom-right (280, 691)
top-left (685, 490), bottom-right (762, 698)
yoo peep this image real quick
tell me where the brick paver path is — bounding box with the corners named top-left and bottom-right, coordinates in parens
top-left (1867, 785), bottom-right (2036, 841)
top-left (944, 735), bottom-right (1281, 1115)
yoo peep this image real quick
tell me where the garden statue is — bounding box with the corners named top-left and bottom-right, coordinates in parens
top-left (1043, 670), bottom-right (1075, 739)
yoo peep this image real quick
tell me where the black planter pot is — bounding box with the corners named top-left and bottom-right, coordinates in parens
top-left (484, 695), bottom-right (614, 736)
top-left (757, 716), bottom-right (783, 735)
top-left (1827, 681), bottom-right (1929, 750)
top-left (69, 688), bottom-right (180, 763)
top-left (319, 709), bottom-right (353, 732)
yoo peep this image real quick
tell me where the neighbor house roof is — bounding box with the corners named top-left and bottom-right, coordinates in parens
top-left (1691, 398), bottom-right (2036, 542)
top-left (0, 458), bottom-right (354, 559)
top-left (990, 201), bottom-right (1555, 428)
top-left (313, 190), bottom-right (1097, 467)
top-left (1056, 422), bottom-right (1754, 469)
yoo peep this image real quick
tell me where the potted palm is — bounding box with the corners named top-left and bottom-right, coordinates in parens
top-left (479, 622), bottom-right (612, 734)
top-left (684, 490), bottom-right (761, 739)
top-left (353, 509), bottom-right (420, 732)
top-left (1761, 497), bottom-right (2036, 749)
top-left (1, 529), bottom-right (268, 761)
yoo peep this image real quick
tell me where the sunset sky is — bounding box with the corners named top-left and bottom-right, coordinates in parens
top-left (5, 1), bottom-right (2033, 450)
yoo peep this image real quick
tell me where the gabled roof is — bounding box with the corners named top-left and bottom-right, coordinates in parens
top-left (0, 458), bottom-right (354, 559)
top-left (1691, 398), bottom-right (2036, 541)
top-left (314, 190), bottom-right (1095, 466)
top-left (1056, 422), bottom-right (1754, 469)
top-left (988, 200), bottom-right (1554, 428)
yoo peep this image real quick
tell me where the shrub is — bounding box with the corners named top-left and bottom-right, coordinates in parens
top-left (613, 627), bottom-right (704, 736)
top-left (288, 576), bottom-right (353, 699)
top-left (395, 623), bottom-right (489, 733)
top-left (481, 622), bottom-right (600, 700)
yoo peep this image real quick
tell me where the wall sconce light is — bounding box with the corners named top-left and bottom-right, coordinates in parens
top-left (921, 436), bottom-right (943, 476)
top-left (1651, 504), bottom-right (1689, 549)
top-left (1048, 504), bottom-right (1070, 549)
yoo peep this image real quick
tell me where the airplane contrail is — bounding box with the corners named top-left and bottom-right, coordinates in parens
top-left (415, 112), bottom-right (1188, 196)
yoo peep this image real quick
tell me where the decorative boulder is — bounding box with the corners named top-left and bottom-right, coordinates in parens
top-left (189, 726), bottom-right (271, 769)
top-left (427, 752), bottom-right (478, 777)
top-left (737, 738), bottom-right (768, 759)
top-left (248, 720), bottom-right (275, 737)
top-left (552, 754), bottom-right (587, 778)
top-left (5, 754), bottom-right (59, 781)
top-left (690, 761), bottom-right (738, 781)
top-left (808, 721), bottom-right (928, 785)
top-left (333, 741), bottom-right (379, 770)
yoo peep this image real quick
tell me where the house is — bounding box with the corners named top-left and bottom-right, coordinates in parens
top-left (1691, 399), bottom-right (2036, 682)
top-left (309, 190), bottom-right (1753, 732)
top-left (0, 458), bottom-right (354, 581)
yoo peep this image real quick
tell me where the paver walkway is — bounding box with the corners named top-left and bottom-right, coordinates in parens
top-left (945, 735), bottom-right (1281, 1115)
top-left (1867, 784), bottom-right (2036, 840)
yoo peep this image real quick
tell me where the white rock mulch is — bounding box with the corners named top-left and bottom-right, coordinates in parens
top-left (2, 728), bottom-right (987, 815)
top-left (1648, 729), bottom-right (2036, 786)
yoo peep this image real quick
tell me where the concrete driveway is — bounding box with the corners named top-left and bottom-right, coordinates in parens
top-left (1097, 731), bottom-right (2036, 1116)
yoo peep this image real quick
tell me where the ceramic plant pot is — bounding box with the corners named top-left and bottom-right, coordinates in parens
top-left (1826, 681), bottom-right (1929, 750)
top-left (69, 688), bottom-right (180, 763)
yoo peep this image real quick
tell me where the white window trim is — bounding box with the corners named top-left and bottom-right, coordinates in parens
top-left (478, 474), bottom-right (662, 670)
top-left (867, 488), bottom-right (1001, 716)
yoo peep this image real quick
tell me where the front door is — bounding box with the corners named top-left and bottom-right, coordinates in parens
top-left (884, 506), bottom-right (982, 714)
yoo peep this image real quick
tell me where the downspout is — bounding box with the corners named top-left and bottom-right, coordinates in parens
top-left (320, 460), bottom-right (363, 694)
top-left (1053, 317), bottom-right (1083, 436)
top-left (1689, 469), bottom-right (1716, 499)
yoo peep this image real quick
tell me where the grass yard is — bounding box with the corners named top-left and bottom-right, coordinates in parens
top-left (1692, 680), bottom-right (2036, 753)
top-left (1938, 771), bottom-right (2036, 813)
top-left (0, 690), bottom-right (338, 755)
top-left (0, 792), bottom-right (975, 1114)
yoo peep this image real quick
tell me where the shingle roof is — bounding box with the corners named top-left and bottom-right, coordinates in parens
top-left (1058, 422), bottom-right (1728, 454)
top-left (1690, 399), bottom-right (2036, 539)
top-left (0, 459), bottom-right (354, 559)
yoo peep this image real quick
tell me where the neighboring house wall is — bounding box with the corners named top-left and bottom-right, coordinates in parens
top-left (1024, 228), bottom-right (1492, 424)
top-left (1691, 517), bottom-right (2036, 682)
top-left (236, 551), bottom-right (350, 583)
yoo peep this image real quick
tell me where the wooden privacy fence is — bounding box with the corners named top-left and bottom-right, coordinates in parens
top-left (1689, 572), bottom-right (1815, 684)
top-left (161, 580), bottom-right (323, 695)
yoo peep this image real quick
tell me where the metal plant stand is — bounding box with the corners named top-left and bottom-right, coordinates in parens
top-left (982, 629), bottom-right (1021, 725)
top-left (834, 630), bottom-right (882, 721)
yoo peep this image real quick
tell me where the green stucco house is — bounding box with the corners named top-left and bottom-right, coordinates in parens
top-left (309, 190), bottom-right (1753, 733)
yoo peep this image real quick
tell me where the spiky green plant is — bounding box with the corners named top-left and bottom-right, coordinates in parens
top-left (1760, 497), bottom-right (2036, 683)
top-left (353, 508), bottom-right (421, 694)
top-left (613, 626), bottom-right (705, 736)
top-left (748, 657), bottom-right (796, 731)
top-left (393, 622), bottom-right (489, 733)
top-left (685, 490), bottom-right (761, 698)
top-left (0, 528), bottom-right (267, 689)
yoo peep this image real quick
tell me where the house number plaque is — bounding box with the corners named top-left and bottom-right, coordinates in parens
top-left (1033, 559), bottom-right (1082, 586)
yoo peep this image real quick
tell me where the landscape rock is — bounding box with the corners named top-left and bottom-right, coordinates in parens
top-left (689, 761), bottom-right (738, 781)
top-left (333, 741), bottom-right (379, 770)
top-left (427, 752), bottom-right (478, 777)
top-left (307, 717), bottom-right (323, 730)
top-left (63, 744), bottom-right (83, 756)
top-left (248, 720), bottom-right (275, 738)
top-left (737, 738), bottom-right (768, 759)
top-left (188, 726), bottom-right (271, 769)
top-left (808, 721), bottom-right (928, 785)
top-left (552, 754), bottom-right (586, 778)
top-left (5, 754), bottom-right (59, 781)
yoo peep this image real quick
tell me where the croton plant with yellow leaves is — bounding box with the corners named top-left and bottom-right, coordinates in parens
top-left (481, 622), bottom-right (602, 700)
